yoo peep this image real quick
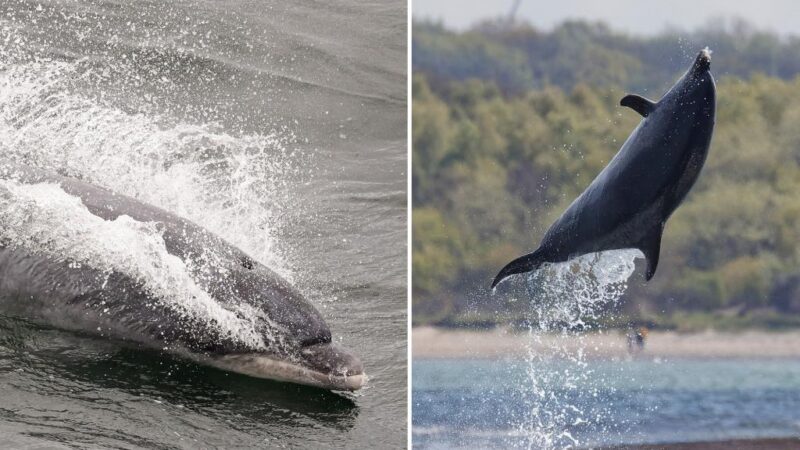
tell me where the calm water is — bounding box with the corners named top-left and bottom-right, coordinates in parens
top-left (413, 358), bottom-right (800, 449)
top-left (0, 0), bottom-right (406, 447)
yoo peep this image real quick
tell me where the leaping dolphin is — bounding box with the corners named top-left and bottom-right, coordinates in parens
top-left (493, 49), bottom-right (716, 288)
top-left (0, 165), bottom-right (364, 391)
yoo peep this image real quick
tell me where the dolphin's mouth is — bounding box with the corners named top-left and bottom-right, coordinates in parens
top-left (206, 342), bottom-right (365, 391)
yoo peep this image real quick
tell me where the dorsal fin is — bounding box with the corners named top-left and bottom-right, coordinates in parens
top-left (620, 94), bottom-right (656, 117)
top-left (638, 224), bottom-right (664, 281)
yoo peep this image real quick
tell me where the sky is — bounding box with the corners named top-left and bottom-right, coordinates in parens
top-left (413, 0), bottom-right (800, 36)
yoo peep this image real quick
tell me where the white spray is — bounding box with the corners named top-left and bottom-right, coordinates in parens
top-left (514, 249), bottom-right (641, 449)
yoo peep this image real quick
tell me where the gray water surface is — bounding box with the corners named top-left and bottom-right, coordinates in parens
top-left (0, 0), bottom-right (406, 447)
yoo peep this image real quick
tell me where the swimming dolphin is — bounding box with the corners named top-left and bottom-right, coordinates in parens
top-left (493, 49), bottom-right (716, 288)
top-left (0, 165), bottom-right (364, 391)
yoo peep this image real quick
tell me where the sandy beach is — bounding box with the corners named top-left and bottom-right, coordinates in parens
top-left (413, 326), bottom-right (800, 359)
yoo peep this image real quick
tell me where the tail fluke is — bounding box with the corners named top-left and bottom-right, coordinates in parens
top-left (491, 249), bottom-right (547, 289)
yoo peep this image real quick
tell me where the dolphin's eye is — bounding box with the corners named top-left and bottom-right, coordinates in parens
top-left (301, 334), bottom-right (332, 347)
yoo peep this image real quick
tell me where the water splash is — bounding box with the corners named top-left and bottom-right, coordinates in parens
top-left (514, 249), bottom-right (641, 449)
top-left (0, 58), bottom-right (303, 281)
top-left (0, 180), bottom-right (270, 350)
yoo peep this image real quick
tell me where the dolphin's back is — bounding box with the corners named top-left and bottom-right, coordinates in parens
top-left (2, 165), bottom-right (332, 351)
top-left (543, 111), bottom-right (693, 256)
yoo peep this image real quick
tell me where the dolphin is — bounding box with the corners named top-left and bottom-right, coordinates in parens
top-left (493, 49), bottom-right (716, 288)
top-left (0, 165), bottom-right (364, 391)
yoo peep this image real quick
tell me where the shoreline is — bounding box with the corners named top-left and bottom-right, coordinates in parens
top-left (413, 326), bottom-right (800, 359)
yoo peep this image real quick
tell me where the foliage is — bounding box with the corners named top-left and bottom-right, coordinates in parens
top-left (414, 19), bottom-right (800, 95)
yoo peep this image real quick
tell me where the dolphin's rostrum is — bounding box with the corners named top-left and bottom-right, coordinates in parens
top-left (493, 49), bottom-right (716, 288)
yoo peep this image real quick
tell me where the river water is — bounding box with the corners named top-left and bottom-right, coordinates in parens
top-left (413, 357), bottom-right (800, 449)
top-left (0, 0), bottom-right (407, 447)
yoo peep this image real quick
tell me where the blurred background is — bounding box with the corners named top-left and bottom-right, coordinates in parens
top-left (412, 1), bottom-right (800, 448)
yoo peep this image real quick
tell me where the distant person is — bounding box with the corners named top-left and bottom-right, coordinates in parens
top-left (627, 325), bottom-right (648, 354)
top-left (637, 326), bottom-right (649, 350)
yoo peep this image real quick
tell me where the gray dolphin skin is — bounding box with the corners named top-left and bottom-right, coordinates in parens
top-left (0, 165), bottom-right (364, 391)
top-left (493, 49), bottom-right (716, 288)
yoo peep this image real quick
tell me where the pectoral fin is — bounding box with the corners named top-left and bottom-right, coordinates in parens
top-left (638, 225), bottom-right (664, 281)
top-left (620, 94), bottom-right (656, 117)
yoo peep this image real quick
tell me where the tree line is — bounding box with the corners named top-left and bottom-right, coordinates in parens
top-left (414, 18), bottom-right (800, 95)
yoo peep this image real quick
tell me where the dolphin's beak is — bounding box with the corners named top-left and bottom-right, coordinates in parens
top-left (692, 48), bottom-right (712, 74)
top-left (207, 342), bottom-right (365, 391)
top-left (300, 342), bottom-right (365, 390)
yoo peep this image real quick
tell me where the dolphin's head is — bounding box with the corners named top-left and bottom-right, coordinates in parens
top-left (183, 263), bottom-right (365, 391)
top-left (675, 48), bottom-right (716, 106)
top-left (224, 266), bottom-right (365, 391)
top-left (656, 48), bottom-right (716, 131)
top-left (690, 47), bottom-right (712, 76)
